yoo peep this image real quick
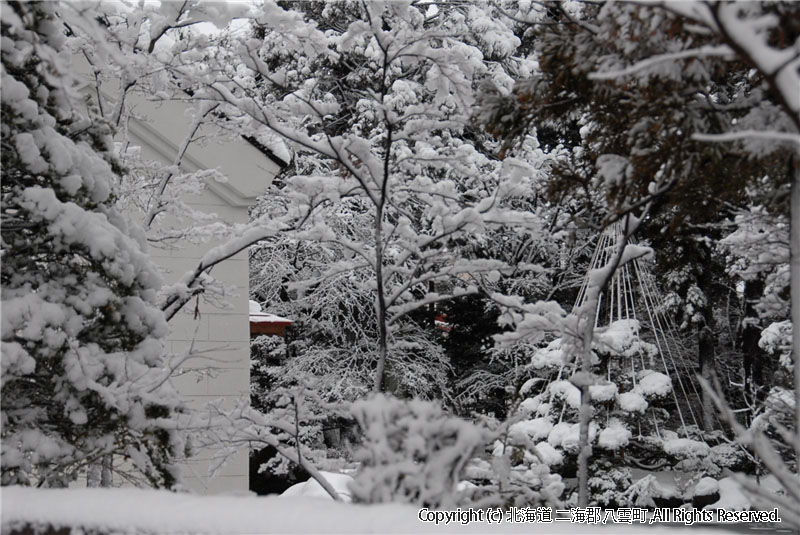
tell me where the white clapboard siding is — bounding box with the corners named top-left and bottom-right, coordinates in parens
top-left (74, 54), bottom-right (282, 493)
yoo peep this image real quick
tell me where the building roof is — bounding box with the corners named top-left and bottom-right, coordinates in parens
top-left (249, 300), bottom-right (292, 325)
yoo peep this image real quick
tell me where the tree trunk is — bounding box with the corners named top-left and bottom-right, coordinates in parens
top-left (373, 211), bottom-right (388, 393)
top-left (101, 454), bottom-right (113, 487)
top-left (699, 325), bottom-right (716, 431)
top-left (373, 85), bottom-right (393, 393)
top-left (87, 455), bottom-right (114, 487)
top-left (740, 278), bottom-right (766, 410)
top-left (87, 463), bottom-right (101, 488)
top-left (791, 164), bottom-right (800, 472)
top-left (576, 371), bottom-right (593, 507)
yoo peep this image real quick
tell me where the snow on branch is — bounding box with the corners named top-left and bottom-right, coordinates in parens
top-left (387, 287), bottom-right (479, 324)
top-left (492, 295), bottom-right (568, 346)
top-left (692, 130), bottom-right (800, 146)
top-left (711, 4), bottom-right (800, 117)
top-left (182, 399), bottom-right (344, 502)
top-left (649, 1), bottom-right (800, 126)
top-left (701, 378), bottom-right (800, 529)
top-left (161, 216), bottom-right (288, 320)
top-left (638, 1), bottom-right (718, 29)
top-left (588, 44), bottom-right (733, 80)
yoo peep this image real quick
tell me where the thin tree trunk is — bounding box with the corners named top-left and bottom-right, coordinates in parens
top-left (373, 206), bottom-right (388, 393)
top-left (372, 71), bottom-right (392, 392)
top-left (101, 454), bottom-right (113, 487)
top-left (87, 462), bottom-right (101, 488)
top-left (791, 165), bottom-right (800, 473)
top-left (699, 324), bottom-right (716, 431)
top-left (740, 278), bottom-right (765, 412)
top-left (576, 353), bottom-right (594, 507)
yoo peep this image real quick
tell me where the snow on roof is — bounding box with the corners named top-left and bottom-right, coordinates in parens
top-left (249, 300), bottom-right (292, 324)
top-left (250, 313), bottom-right (293, 324)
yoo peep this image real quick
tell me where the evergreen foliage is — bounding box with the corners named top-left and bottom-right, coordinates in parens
top-left (1, 2), bottom-right (185, 488)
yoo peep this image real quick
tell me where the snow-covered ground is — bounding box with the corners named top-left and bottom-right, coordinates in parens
top-left (281, 471), bottom-right (355, 501)
top-left (0, 486), bottom-right (762, 534)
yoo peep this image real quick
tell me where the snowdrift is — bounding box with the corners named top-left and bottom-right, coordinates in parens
top-left (2, 486), bottom-right (744, 534)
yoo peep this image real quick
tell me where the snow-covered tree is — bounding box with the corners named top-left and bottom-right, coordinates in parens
top-left (59, 0), bottom-right (268, 321)
top-left (240, 0), bottom-right (546, 395)
top-left (587, 3), bottom-right (799, 519)
top-left (250, 232), bottom-right (452, 403)
top-left (1, 2), bottom-right (186, 488)
top-left (718, 200), bottom-right (791, 408)
top-left (479, 0), bottom-right (799, 511)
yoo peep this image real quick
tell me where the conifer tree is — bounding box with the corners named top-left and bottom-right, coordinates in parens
top-left (1, 2), bottom-right (185, 488)
top-left (476, 0), bottom-right (799, 508)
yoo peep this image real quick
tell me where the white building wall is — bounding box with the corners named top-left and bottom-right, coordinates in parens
top-left (121, 99), bottom-right (279, 494)
top-left (73, 55), bottom-right (282, 493)
top-left (143, 190), bottom-right (252, 494)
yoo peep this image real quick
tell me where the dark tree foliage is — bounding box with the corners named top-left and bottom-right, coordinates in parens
top-left (476, 4), bottom-right (793, 228)
top-left (475, 2), bottom-right (796, 424)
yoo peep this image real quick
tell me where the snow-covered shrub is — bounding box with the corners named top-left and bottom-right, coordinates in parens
top-left (487, 435), bottom-right (565, 508)
top-left (508, 417), bottom-right (554, 443)
top-left (663, 438), bottom-right (710, 460)
top-left (597, 418), bottom-right (632, 451)
top-left (689, 476), bottom-right (721, 509)
top-left (261, 385), bottom-right (326, 464)
top-left (749, 387), bottom-right (797, 471)
top-left (249, 333), bottom-right (357, 494)
top-left (251, 334), bottom-right (287, 363)
top-left (532, 441), bottom-right (564, 466)
top-left (548, 421), bottom-right (598, 453)
top-left (250, 335), bottom-right (288, 413)
top-left (510, 332), bottom-right (679, 504)
top-left (587, 459), bottom-right (632, 508)
top-left (708, 443), bottom-right (750, 472)
top-left (759, 320), bottom-right (792, 372)
top-left (620, 474), bottom-right (671, 508)
top-left (590, 381), bottom-right (618, 404)
top-left (594, 319), bottom-right (658, 359)
top-left (530, 339), bottom-right (568, 370)
top-left (548, 380), bottom-right (582, 411)
top-left (753, 387), bottom-right (795, 432)
top-left (349, 394), bottom-right (487, 508)
top-left (693, 476), bottom-right (720, 498)
top-left (618, 391), bottom-right (649, 413)
top-left (496, 417), bottom-right (566, 469)
top-left (635, 371), bottom-right (673, 399)
top-left (250, 334), bottom-right (328, 453)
